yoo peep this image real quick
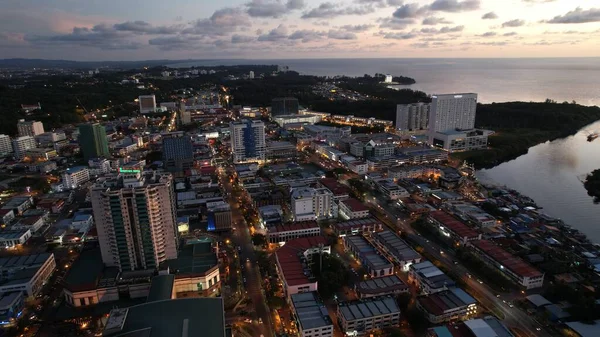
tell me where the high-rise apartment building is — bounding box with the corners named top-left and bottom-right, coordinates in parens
top-left (162, 132), bottom-right (194, 172)
top-left (91, 170), bottom-right (178, 271)
top-left (0, 135), bottom-right (13, 155)
top-left (12, 136), bottom-right (36, 160)
top-left (271, 97), bottom-right (299, 116)
top-left (139, 95), bottom-right (157, 114)
top-left (428, 94), bottom-right (477, 134)
top-left (230, 120), bottom-right (266, 164)
top-left (291, 187), bottom-right (336, 221)
top-left (396, 103), bottom-right (430, 131)
top-left (17, 120), bottom-right (45, 137)
top-left (78, 123), bottom-right (110, 161)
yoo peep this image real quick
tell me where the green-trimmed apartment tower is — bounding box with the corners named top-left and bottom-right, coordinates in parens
top-left (91, 170), bottom-right (179, 271)
top-left (78, 123), bottom-right (110, 161)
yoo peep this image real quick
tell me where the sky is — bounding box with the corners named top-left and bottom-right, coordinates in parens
top-left (0, 0), bottom-right (599, 60)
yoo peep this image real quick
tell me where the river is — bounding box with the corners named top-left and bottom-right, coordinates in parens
top-left (477, 120), bottom-right (600, 243)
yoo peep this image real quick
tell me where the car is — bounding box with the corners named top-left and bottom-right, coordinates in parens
top-left (477, 279), bottom-right (483, 284)
top-left (246, 258), bottom-right (250, 263)
top-left (536, 328), bottom-right (541, 331)
top-left (243, 278), bottom-right (247, 283)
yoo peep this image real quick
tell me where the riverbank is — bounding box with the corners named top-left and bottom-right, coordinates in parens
top-left (452, 101), bottom-right (600, 169)
top-left (584, 169), bottom-right (600, 203)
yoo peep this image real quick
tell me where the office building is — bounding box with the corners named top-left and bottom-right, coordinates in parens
top-left (273, 114), bottom-right (321, 127)
top-left (62, 166), bottom-right (90, 190)
top-left (339, 198), bottom-right (370, 220)
top-left (396, 103), bottom-right (430, 131)
top-left (0, 135), bottom-right (12, 155)
top-left (162, 132), bottom-right (194, 172)
top-left (0, 253), bottom-right (56, 297)
top-left (206, 201), bottom-right (232, 231)
top-left (416, 288), bottom-right (477, 324)
top-left (91, 170), bottom-right (178, 271)
top-left (337, 296), bottom-right (401, 334)
top-left (78, 123), bottom-right (110, 161)
top-left (11, 136), bottom-right (36, 160)
top-left (268, 222), bottom-right (321, 244)
top-left (430, 129), bottom-right (493, 152)
top-left (230, 120), bottom-right (266, 164)
top-left (291, 187), bottom-right (336, 222)
top-left (139, 95), bottom-right (157, 114)
top-left (17, 120), bottom-right (44, 137)
top-left (35, 132), bottom-right (66, 146)
top-left (271, 97), bottom-right (299, 116)
top-left (290, 292), bottom-right (334, 337)
top-left (249, 71), bottom-right (255, 79)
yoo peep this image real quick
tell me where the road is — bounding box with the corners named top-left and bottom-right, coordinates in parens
top-left (219, 167), bottom-right (273, 337)
top-left (365, 193), bottom-right (550, 337)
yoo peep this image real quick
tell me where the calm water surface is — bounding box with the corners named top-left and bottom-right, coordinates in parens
top-left (477, 120), bottom-right (600, 243)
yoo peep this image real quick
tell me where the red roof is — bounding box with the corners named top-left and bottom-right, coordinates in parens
top-left (275, 236), bottom-right (328, 287)
top-left (341, 198), bottom-right (368, 213)
top-left (470, 240), bottom-right (542, 278)
top-left (270, 221), bottom-right (319, 234)
top-left (319, 178), bottom-right (350, 197)
top-left (429, 211), bottom-right (479, 239)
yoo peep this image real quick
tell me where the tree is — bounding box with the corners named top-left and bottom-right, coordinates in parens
top-left (310, 253), bottom-right (349, 299)
top-left (252, 234), bottom-right (267, 247)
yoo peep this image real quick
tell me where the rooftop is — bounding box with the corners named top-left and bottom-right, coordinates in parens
top-left (429, 211), bottom-right (480, 239)
top-left (355, 275), bottom-right (409, 295)
top-left (338, 296), bottom-right (400, 322)
top-left (103, 298), bottom-right (226, 337)
top-left (417, 288), bottom-right (476, 316)
top-left (340, 198), bottom-right (369, 213)
top-left (269, 221), bottom-right (319, 234)
top-left (319, 178), bottom-right (350, 197)
top-left (372, 230), bottom-right (421, 262)
top-left (334, 217), bottom-right (381, 231)
top-left (463, 317), bottom-right (515, 337)
top-left (275, 236), bottom-right (328, 287)
top-left (345, 236), bottom-right (393, 271)
top-left (147, 275), bottom-right (175, 303)
top-left (160, 242), bottom-right (218, 276)
top-left (470, 240), bottom-right (542, 278)
top-left (410, 261), bottom-right (455, 290)
top-left (290, 292), bottom-right (332, 331)
top-left (65, 166), bottom-right (89, 174)
top-left (64, 247), bottom-right (119, 292)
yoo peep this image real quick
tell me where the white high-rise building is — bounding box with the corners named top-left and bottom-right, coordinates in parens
top-left (12, 136), bottom-right (37, 160)
top-left (249, 71), bottom-right (255, 79)
top-left (17, 120), bottom-right (45, 137)
top-left (139, 95), bottom-right (157, 114)
top-left (396, 103), bottom-right (430, 131)
top-left (428, 93), bottom-right (477, 134)
top-left (91, 170), bottom-right (178, 271)
top-left (0, 135), bottom-right (13, 155)
top-left (291, 187), bottom-right (336, 221)
top-left (384, 74), bottom-right (393, 83)
top-left (230, 120), bottom-right (266, 164)
top-left (313, 188), bottom-right (335, 220)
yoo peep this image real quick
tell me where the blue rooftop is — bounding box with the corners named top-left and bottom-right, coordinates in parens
top-left (66, 166), bottom-right (88, 173)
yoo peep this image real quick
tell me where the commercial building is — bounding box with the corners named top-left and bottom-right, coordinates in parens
top-left (1, 197), bottom-right (33, 216)
top-left (139, 94), bottom-right (157, 114)
top-left (399, 147), bottom-right (448, 164)
top-left (431, 129), bottom-right (493, 152)
top-left (337, 296), bottom-right (401, 335)
top-left (468, 240), bottom-right (544, 289)
top-left (373, 178), bottom-right (410, 200)
top-left (103, 298), bottom-right (227, 337)
top-left (290, 291), bottom-right (334, 337)
top-left (0, 229), bottom-right (32, 248)
top-left (428, 211), bottom-right (482, 245)
top-left (88, 158), bottom-right (112, 175)
top-left (12, 136), bottom-right (36, 160)
top-left (416, 288), bottom-right (478, 324)
top-left (230, 120), bottom-right (266, 164)
top-left (0, 253), bottom-right (56, 297)
top-left (448, 202), bottom-right (496, 227)
top-left (396, 103), bottom-right (430, 132)
top-left (272, 97), bottom-right (299, 116)
top-left (371, 230), bottom-right (421, 271)
top-left (363, 141), bottom-right (396, 159)
top-left (206, 201), bottom-right (232, 231)
top-left (355, 275), bottom-right (409, 299)
top-left (0, 292), bottom-right (25, 327)
top-left (291, 187), bottom-right (336, 221)
top-left (339, 198), bottom-right (370, 220)
top-left (303, 125), bottom-right (351, 141)
top-left (266, 141), bottom-right (298, 161)
top-left (62, 166), bottom-right (90, 189)
top-left (273, 114), bottom-right (321, 127)
top-left (17, 120), bottom-right (44, 137)
top-left (408, 261), bottom-right (455, 294)
top-left (90, 170), bottom-right (178, 271)
top-left (268, 222), bottom-right (321, 244)
top-left (318, 178), bottom-right (350, 201)
top-left (344, 235), bottom-right (394, 278)
top-left (333, 218), bottom-right (383, 237)
top-left (78, 123), bottom-right (110, 161)
top-left (35, 131), bottom-right (66, 146)
top-left (162, 132), bottom-right (194, 172)
top-left (0, 135), bottom-right (12, 155)
top-left (275, 236), bottom-right (330, 297)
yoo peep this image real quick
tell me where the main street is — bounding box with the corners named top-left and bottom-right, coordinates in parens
top-left (219, 167), bottom-right (273, 337)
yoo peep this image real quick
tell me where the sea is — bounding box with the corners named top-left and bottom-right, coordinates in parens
top-left (171, 57), bottom-right (600, 242)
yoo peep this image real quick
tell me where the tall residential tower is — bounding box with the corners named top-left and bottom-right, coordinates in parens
top-left (230, 120), bottom-right (266, 164)
top-left (91, 170), bottom-right (178, 271)
top-left (396, 103), bottom-right (430, 132)
top-left (17, 120), bottom-right (45, 137)
top-left (79, 123), bottom-right (110, 161)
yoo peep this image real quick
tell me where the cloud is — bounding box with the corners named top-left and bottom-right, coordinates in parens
top-left (428, 0), bottom-right (480, 12)
top-left (383, 32), bottom-right (417, 39)
top-left (302, 2), bottom-right (375, 18)
top-left (422, 17), bottom-right (452, 25)
top-left (328, 30), bottom-right (358, 40)
top-left (355, 0), bottom-right (404, 6)
top-left (482, 12), bottom-right (498, 19)
top-left (379, 17), bottom-right (415, 30)
top-left (113, 21), bottom-right (183, 34)
top-left (392, 3), bottom-right (428, 19)
top-left (478, 31), bottom-right (497, 37)
top-left (503, 32), bottom-right (518, 36)
top-left (184, 8), bottom-right (251, 36)
top-left (25, 24), bottom-right (142, 50)
top-left (502, 19), bottom-right (525, 27)
top-left (547, 7), bottom-right (600, 24)
top-left (257, 24), bottom-right (288, 41)
top-left (288, 29), bottom-right (325, 42)
top-left (420, 25), bottom-right (464, 34)
top-left (523, 0), bottom-right (556, 3)
top-left (0, 32), bottom-right (26, 47)
top-left (245, 0), bottom-right (305, 18)
top-left (339, 24), bottom-right (374, 32)
top-left (231, 34), bottom-right (255, 43)
top-left (148, 35), bottom-right (205, 50)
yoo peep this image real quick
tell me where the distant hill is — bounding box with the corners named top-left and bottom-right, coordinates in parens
top-left (0, 58), bottom-right (204, 69)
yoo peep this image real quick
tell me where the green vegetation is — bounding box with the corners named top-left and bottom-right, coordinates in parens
top-left (9, 176), bottom-right (50, 193)
top-left (452, 101), bottom-right (600, 168)
top-left (583, 169), bottom-right (600, 203)
top-left (310, 253), bottom-right (349, 299)
top-left (544, 282), bottom-right (600, 323)
top-left (251, 233), bottom-right (267, 247)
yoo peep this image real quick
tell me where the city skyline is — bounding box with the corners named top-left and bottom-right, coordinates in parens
top-left (1, 0), bottom-right (599, 60)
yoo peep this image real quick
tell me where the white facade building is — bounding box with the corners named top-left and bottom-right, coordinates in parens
top-left (396, 103), bottom-right (430, 131)
top-left (291, 188), bottom-right (336, 221)
top-left (12, 136), bottom-right (37, 160)
top-left (0, 135), bottom-right (12, 155)
top-left (428, 93), bottom-right (478, 134)
top-left (384, 74), bottom-right (393, 83)
top-left (230, 120), bottom-right (266, 164)
top-left (17, 120), bottom-right (45, 137)
top-left (139, 95), bottom-right (157, 114)
top-left (62, 167), bottom-right (90, 189)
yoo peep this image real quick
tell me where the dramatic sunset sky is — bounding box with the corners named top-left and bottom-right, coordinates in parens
top-left (1, 0), bottom-right (599, 60)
